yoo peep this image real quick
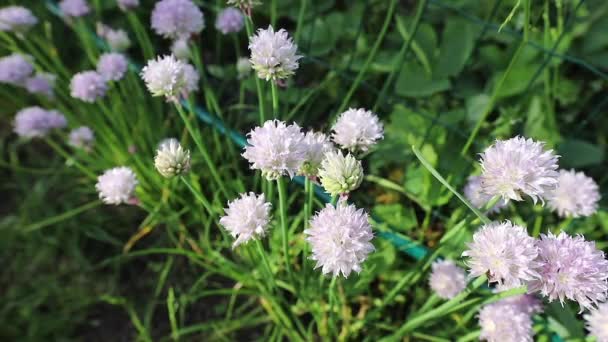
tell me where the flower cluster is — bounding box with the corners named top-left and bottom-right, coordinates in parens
top-left (429, 260), bottom-right (467, 299)
top-left (332, 108), bottom-right (384, 153)
top-left (248, 26), bottom-right (301, 81)
top-left (59, 0), bottom-right (90, 18)
top-left (478, 297), bottom-right (536, 342)
top-left (13, 107), bottom-right (67, 138)
top-left (0, 53), bottom-right (34, 86)
top-left (70, 71), bottom-right (108, 102)
top-left (154, 138), bottom-right (191, 178)
top-left (219, 193), bottom-right (272, 248)
top-left (141, 55), bottom-right (186, 99)
top-left (318, 151), bottom-right (363, 198)
top-left (151, 0), bottom-right (204, 39)
top-left (242, 120), bottom-right (307, 180)
top-left (96, 167), bottom-right (138, 205)
top-left (305, 203), bottom-right (375, 278)
top-left (0, 6), bottom-right (38, 34)
top-left (215, 8), bottom-right (244, 34)
top-left (548, 169), bottom-right (600, 218)
top-left (479, 136), bottom-right (559, 204)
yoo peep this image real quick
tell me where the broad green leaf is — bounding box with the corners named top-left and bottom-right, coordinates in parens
top-left (395, 62), bottom-right (451, 97)
top-left (435, 18), bottom-right (477, 78)
top-left (557, 139), bottom-right (605, 168)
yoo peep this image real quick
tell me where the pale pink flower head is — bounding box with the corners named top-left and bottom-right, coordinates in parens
top-left (13, 107), bottom-right (67, 138)
top-left (429, 260), bottom-right (467, 299)
top-left (332, 108), bottom-right (384, 153)
top-left (219, 192), bottom-right (272, 248)
top-left (182, 63), bottom-right (199, 95)
top-left (25, 72), bottom-right (55, 98)
top-left (242, 120), bottom-right (307, 180)
top-left (140, 55), bottom-right (186, 99)
top-left (59, 0), bottom-right (90, 18)
top-left (548, 169), bottom-right (600, 218)
top-left (69, 126), bottom-right (94, 150)
top-left (151, 0), bottom-right (204, 39)
top-left (305, 203), bottom-right (375, 278)
top-left (463, 175), bottom-right (507, 213)
top-left (248, 25), bottom-right (301, 81)
top-left (0, 6), bottom-right (38, 33)
top-left (478, 300), bottom-right (534, 342)
top-left (479, 136), bottom-right (559, 204)
top-left (96, 166), bottom-right (138, 205)
top-left (299, 131), bottom-right (334, 177)
top-left (215, 8), bottom-right (244, 34)
top-left (0, 53), bottom-right (33, 86)
top-left (462, 221), bottom-right (540, 287)
top-left (528, 232), bottom-right (608, 311)
top-left (97, 52), bottom-right (128, 81)
top-left (70, 71), bottom-right (108, 102)
top-left (584, 301), bottom-right (608, 342)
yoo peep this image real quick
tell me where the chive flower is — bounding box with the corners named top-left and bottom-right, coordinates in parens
top-left (13, 107), bottom-right (67, 138)
top-left (0, 6), bottom-right (38, 34)
top-left (151, 0), bottom-right (204, 39)
top-left (332, 108), bottom-right (384, 153)
top-left (299, 131), bottom-right (334, 177)
top-left (584, 301), bottom-right (608, 342)
top-left (463, 175), bottom-right (507, 213)
top-left (548, 169), bottom-right (600, 218)
top-left (154, 138), bottom-right (191, 178)
top-left (141, 55), bottom-right (186, 100)
top-left (0, 53), bottom-right (33, 86)
top-left (219, 192), bottom-right (272, 248)
top-left (25, 72), bottom-right (55, 98)
top-left (70, 71), bottom-right (108, 103)
top-left (96, 167), bottom-right (138, 205)
top-left (429, 260), bottom-right (467, 299)
top-left (318, 151), bottom-right (363, 198)
top-left (68, 126), bottom-right (94, 150)
top-left (215, 8), bottom-right (244, 34)
top-left (97, 52), bottom-right (128, 81)
top-left (59, 0), bottom-right (90, 18)
top-left (248, 25), bottom-right (301, 81)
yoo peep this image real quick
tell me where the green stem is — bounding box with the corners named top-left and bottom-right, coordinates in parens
top-left (327, 276), bottom-right (338, 338)
top-left (245, 18), bottom-right (267, 124)
top-left (386, 275), bottom-right (487, 340)
top-left (45, 138), bottom-right (97, 180)
top-left (276, 178), bottom-right (294, 283)
top-left (179, 176), bottom-right (215, 218)
top-left (294, 0), bottom-right (307, 43)
top-left (271, 81), bottom-right (279, 119)
top-left (174, 102), bottom-right (230, 199)
top-left (335, 0), bottom-right (398, 117)
top-left (23, 200), bottom-right (102, 232)
top-left (255, 239), bottom-right (276, 290)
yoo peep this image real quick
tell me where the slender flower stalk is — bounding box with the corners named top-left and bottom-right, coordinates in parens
top-left (276, 177), bottom-right (294, 283)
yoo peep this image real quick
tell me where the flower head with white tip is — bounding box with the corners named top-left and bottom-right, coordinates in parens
top-left (0, 6), bottom-right (38, 33)
top-left (242, 120), bottom-right (307, 180)
top-left (462, 221), bottom-right (540, 287)
top-left (0, 53), bottom-right (33, 86)
top-left (59, 0), bottom-right (90, 18)
top-left (300, 131), bottom-right (334, 177)
top-left (13, 107), bottom-right (67, 138)
top-left (96, 166), bottom-right (138, 205)
top-left (25, 73), bottom-right (55, 98)
top-left (248, 25), bottom-right (301, 81)
top-left (219, 192), bottom-right (272, 248)
top-left (318, 151), bottom-right (363, 197)
top-left (332, 108), bottom-right (384, 153)
top-left (478, 299), bottom-right (534, 342)
top-left (479, 136), bottom-right (559, 204)
top-left (215, 8), bottom-right (244, 34)
top-left (548, 169), bottom-right (600, 218)
top-left (464, 175), bottom-right (507, 213)
top-left (117, 0), bottom-right (139, 11)
top-left (429, 260), bottom-right (467, 299)
top-left (584, 301), bottom-right (608, 342)
top-left (528, 232), bottom-right (608, 311)
top-left (70, 71), bottom-right (107, 102)
top-left (141, 55), bottom-right (186, 100)
top-left (305, 203), bottom-right (375, 278)
top-left (97, 52), bottom-right (128, 81)
top-left (69, 126), bottom-right (94, 150)
top-left (151, 0), bottom-right (204, 39)
top-left (154, 138), bottom-right (191, 178)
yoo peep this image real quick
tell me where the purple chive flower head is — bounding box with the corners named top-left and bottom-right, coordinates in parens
top-left (464, 175), bottom-right (507, 213)
top-left (13, 107), bottom-right (67, 138)
top-left (318, 151), bottom-right (363, 198)
top-left (69, 126), bottom-right (94, 150)
top-left (215, 8), bottom-right (244, 34)
top-left (97, 52), bottom-right (128, 81)
top-left (332, 108), bottom-right (384, 153)
top-left (299, 131), bottom-right (334, 177)
top-left (548, 169), bottom-right (600, 218)
top-left (429, 260), bottom-right (467, 299)
top-left (59, 0), bottom-right (90, 18)
top-left (479, 136), bottom-right (559, 204)
top-left (0, 53), bottom-right (33, 86)
top-left (248, 25), bottom-right (301, 81)
top-left (70, 70), bottom-right (108, 102)
top-left (478, 299), bottom-right (534, 342)
top-left (96, 166), bottom-right (138, 205)
top-left (584, 301), bottom-right (608, 342)
top-left (462, 221), bottom-right (540, 287)
top-left (103, 27), bottom-right (131, 52)
top-left (242, 120), bottom-right (307, 180)
top-left (182, 63), bottom-right (199, 95)
top-left (141, 55), bottom-right (186, 99)
top-left (219, 192), bottom-right (272, 248)
top-left (171, 38), bottom-right (190, 60)
top-left (117, 0), bottom-right (139, 11)
top-left (528, 232), bottom-right (608, 311)
top-left (305, 203), bottom-right (375, 278)
top-left (25, 72), bottom-right (55, 98)
top-left (151, 0), bottom-right (204, 39)
top-left (0, 6), bottom-right (38, 33)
